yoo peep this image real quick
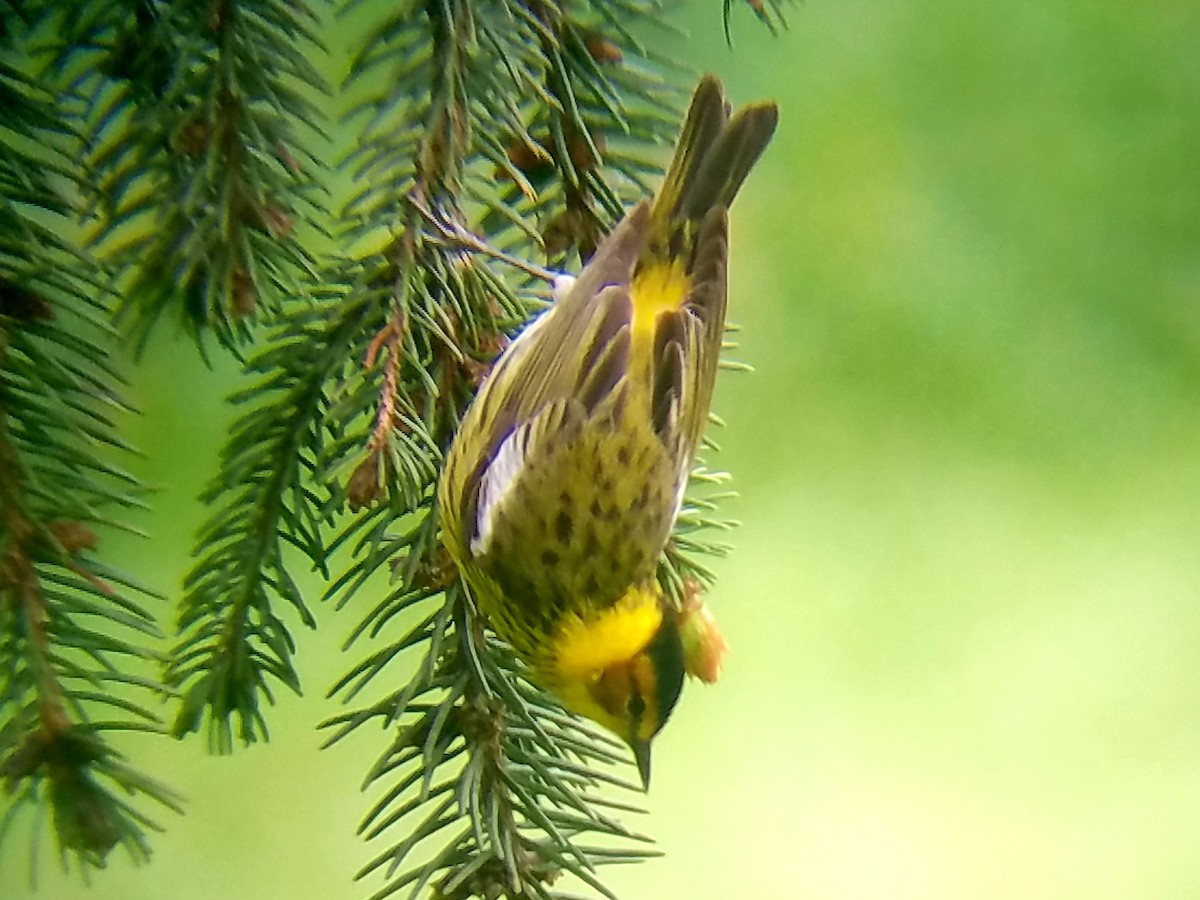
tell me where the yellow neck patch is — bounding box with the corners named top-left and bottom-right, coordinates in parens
top-left (551, 585), bottom-right (663, 683)
top-left (631, 260), bottom-right (689, 336)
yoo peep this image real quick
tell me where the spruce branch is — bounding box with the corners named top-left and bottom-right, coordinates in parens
top-left (166, 294), bottom-right (368, 748)
top-left (324, 587), bottom-right (659, 900)
top-left (166, 0), bottom-right (764, 897)
top-left (317, 3), bottom-right (710, 899)
top-left (0, 48), bottom-right (181, 872)
top-left (3, 0), bottom-right (777, 892)
top-left (54, 0), bottom-right (331, 353)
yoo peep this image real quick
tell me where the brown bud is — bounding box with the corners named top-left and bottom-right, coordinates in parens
top-left (454, 317), bottom-right (508, 388)
top-left (541, 209), bottom-right (578, 258)
top-left (260, 203), bottom-right (294, 240)
top-left (0, 280), bottom-right (54, 321)
top-left (209, 0), bottom-right (230, 33)
top-left (483, 329), bottom-right (509, 357)
top-left (460, 357), bottom-right (488, 389)
top-left (48, 520), bottom-right (99, 554)
top-left (275, 140), bottom-right (301, 174)
top-left (583, 31), bottom-right (623, 64)
top-left (461, 331), bottom-right (510, 387)
top-left (172, 116), bottom-right (211, 158)
top-left (391, 544), bottom-right (457, 592)
top-left (229, 266), bottom-right (255, 317)
top-left (238, 198), bottom-right (294, 241)
top-left (347, 452), bottom-right (382, 510)
top-left (420, 544), bottom-right (457, 592)
top-left (455, 697), bottom-right (500, 746)
top-left (505, 137), bottom-right (552, 176)
top-left (506, 139), bottom-right (539, 172)
top-left (567, 131), bottom-right (605, 171)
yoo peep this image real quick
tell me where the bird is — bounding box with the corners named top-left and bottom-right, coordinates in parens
top-left (438, 75), bottom-right (777, 788)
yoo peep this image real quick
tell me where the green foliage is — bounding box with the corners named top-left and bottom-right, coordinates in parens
top-left (0, 42), bottom-right (182, 876)
top-left (324, 587), bottom-right (660, 900)
top-left (54, 0), bottom-right (331, 352)
top-left (1, 0), bottom-right (774, 895)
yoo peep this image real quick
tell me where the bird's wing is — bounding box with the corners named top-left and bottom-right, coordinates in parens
top-left (441, 205), bottom-right (652, 558)
top-left (650, 206), bottom-right (730, 466)
top-left (473, 203), bottom-right (650, 427)
top-left (443, 78), bottom-right (774, 580)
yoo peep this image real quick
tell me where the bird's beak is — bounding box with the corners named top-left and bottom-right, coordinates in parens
top-left (632, 738), bottom-right (652, 791)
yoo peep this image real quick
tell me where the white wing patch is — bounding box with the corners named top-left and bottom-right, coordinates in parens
top-left (551, 273), bottom-right (577, 302)
top-left (471, 422), bottom-right (534, 557)
top-left (672, 472), bottom-right (688, 526)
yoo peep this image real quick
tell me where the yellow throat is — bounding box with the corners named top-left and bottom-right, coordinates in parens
top-left (546, 584), bottom-right (662, 692)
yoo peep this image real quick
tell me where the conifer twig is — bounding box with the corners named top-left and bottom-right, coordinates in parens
top-left (409, 196), bottom-right (560, 285)
top-left (0, 47), bottom-right (182, 871)
top-left (3, 0), bottom-right (777, 892)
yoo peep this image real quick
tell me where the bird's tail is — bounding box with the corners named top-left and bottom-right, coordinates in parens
top-left (652, 75), bottom-right (779, 232)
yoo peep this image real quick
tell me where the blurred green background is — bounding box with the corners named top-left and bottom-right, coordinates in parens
top-left (4, 0), bottom-right (1200, 897)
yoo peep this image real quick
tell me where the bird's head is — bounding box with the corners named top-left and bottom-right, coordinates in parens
top-left (546, 584), bottom-right (686, 789)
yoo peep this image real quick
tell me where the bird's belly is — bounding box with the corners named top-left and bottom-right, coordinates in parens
top-left (478, 419), bottom-right (678, 634)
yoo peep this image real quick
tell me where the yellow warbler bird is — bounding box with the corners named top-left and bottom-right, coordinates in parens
top-left (439, 76), bottom-right (777, 787)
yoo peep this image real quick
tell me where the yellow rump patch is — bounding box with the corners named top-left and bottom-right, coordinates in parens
top-left (631, 260), bottom-right (689, 336)
top-left (552, 586), bottom-right (663, 681)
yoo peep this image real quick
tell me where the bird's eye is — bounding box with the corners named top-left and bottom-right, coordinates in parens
top-left (627, 692), bottom-right (646, 722)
